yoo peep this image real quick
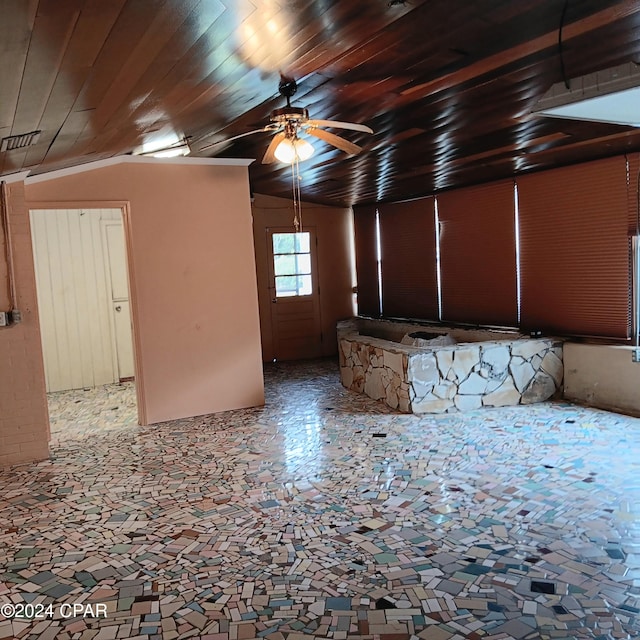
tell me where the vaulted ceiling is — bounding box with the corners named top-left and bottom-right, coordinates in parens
top-left (2, 0), bottom-right (640, 206)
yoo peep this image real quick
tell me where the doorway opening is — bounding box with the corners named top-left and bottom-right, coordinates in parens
top-left (29, 207), bottom-right (139, 434)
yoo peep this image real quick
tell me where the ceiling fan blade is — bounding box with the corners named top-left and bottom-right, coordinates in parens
top-left (306, 119), bottom-right (373, 134)
top-left (306, 128), bottom-right (362, 155)
top-left (262, 131), bottom-right (287, 164)
top-left (198, 125), bottom-right (278, 152)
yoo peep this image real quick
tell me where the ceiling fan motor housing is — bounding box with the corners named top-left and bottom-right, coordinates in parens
top-left (270, 106), bottom-right (309, 124)
top-left (278, 77), bottom-right (298, 100)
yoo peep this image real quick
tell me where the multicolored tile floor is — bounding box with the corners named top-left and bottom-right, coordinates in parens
top-left (1, 359), bottom-right (640, 640)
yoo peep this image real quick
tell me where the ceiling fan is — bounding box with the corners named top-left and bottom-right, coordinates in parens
top-left (199, 77), bottom-right (374, 163)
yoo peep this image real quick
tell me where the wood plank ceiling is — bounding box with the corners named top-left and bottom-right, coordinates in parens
top-left (1, 0), bottom-right (640, 206)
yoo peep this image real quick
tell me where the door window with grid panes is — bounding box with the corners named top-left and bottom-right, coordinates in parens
top-left (272, 232), bottom-right (312, 297)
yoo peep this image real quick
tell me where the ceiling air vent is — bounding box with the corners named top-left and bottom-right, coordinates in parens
top-left (0, 130), bottom-right (41, 152)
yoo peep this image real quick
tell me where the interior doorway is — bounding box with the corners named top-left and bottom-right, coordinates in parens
top-left (29, 207), bottom-right (138, 426)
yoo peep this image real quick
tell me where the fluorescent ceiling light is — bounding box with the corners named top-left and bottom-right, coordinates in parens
top-left (150, 143), bottom-right (191, 158)
top-left (533, 62), bottom-right (640, 127)
top-left (136, 134), bottom-right (191, 157)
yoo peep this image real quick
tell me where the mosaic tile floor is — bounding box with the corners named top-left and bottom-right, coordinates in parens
top-left (1, 358), bottom-right (640, 640)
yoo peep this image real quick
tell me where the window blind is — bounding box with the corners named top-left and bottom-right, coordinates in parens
top-left (378, 198), bottom-right (438, 320)
top-left (437, 180), bottom-right (517, 326)
top-left (629, 153), bottom-right (640, 236)
top-left (518, 156), bottom-right (630, 339)
top-left (353, 205), bottom-right (379, 317)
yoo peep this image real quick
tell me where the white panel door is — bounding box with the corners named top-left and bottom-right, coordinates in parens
top-left (30, 209), bottom-right (119, 392)
top-left (102, 222), bottom-right (135, 380)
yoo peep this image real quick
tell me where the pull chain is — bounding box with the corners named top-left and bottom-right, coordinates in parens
top-left (291, 154), bottom-right (303, 232)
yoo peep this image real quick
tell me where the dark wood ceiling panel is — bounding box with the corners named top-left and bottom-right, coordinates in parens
top-left (2, 0), bottom-right (640, 206)
top-left (9, 1), bottom-right (81, 135)
top-left (0, 1), bottom-right (76, 175)
top-left (0, 4), bottom-right (38, 175)
top-left (89, 1), bottom-right (202, 131)
top-left (0, 1), bottom-right (37, 131)
top-left (74, 0), bottom-right (164, 112)
top-left (126, 6), bottom-right (232, 131)
top-left (24, 0), bottom-right (128, 168)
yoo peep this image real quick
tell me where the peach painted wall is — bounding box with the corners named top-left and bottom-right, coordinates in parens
top-left (252, 193), bottom-right (355, 361)
top-left (563, 343), bottom-right (640, 416)
top-left (25, 159), bottom-right (264, 426)
top-left (0, 180), bottom-right (50, 466)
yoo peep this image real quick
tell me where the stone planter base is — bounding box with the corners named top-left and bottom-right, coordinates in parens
top-left (338, 318), bottom-right (563, 414)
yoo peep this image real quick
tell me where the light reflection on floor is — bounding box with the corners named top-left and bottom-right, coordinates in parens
top-left (0, 358), bottom-right (639, 639)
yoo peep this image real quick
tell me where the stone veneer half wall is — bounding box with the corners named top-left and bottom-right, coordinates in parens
top-left (338, 319), bottom-right (563, 413)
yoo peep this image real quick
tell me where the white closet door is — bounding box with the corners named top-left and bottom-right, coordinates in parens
top-left (103, 221), bottom-right (135, 380)
top-left (30, 208), bottom-right (120, 392)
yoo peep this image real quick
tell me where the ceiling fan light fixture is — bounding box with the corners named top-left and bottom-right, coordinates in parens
top-left (274, 136), bottom-right (314, 163)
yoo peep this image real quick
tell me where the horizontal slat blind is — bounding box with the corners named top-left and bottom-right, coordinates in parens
top-left (438, 180), bottom-right (517, 326)
top-left (518, 156), bottom-right (630, 339)
top-left (379, 198), bottom-right (438, 320)
top-left (629, 153), bottom-right (640, 235)
top-left (353, 204), bottom-right (379, 317)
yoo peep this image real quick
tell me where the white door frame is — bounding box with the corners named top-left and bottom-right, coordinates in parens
top-left (26, 200), bottom-right (145, 425)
